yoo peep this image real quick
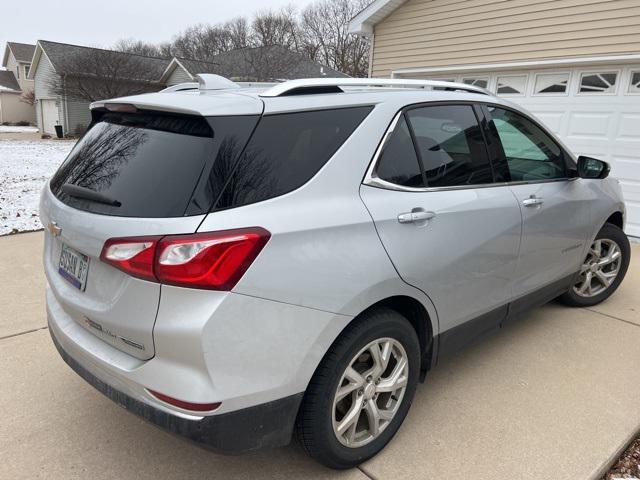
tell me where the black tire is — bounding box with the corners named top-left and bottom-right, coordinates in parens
top-left (559, 223), bottom-right (631, 307)
top-left (296, 307), bottom-right (420, 469)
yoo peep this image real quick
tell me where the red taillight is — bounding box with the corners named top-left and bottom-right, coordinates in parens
top-left (100, 236), bottom-right (161, 282)
top-left (155, 228), bottom-right (270, 290)
top-left (148, 389), bottom-right (221, 412)
top-left (99, 228), bottom-right (270, 290)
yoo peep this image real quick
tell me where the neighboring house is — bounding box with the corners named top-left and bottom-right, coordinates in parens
top-left (161, 45), bottom-right (347, 86)
top-left (349, 0), bottom-right (640, 236)
top-left (28, 40), bottom-right (170, 136)
top-left (0, 42), bottom-right (36, 124)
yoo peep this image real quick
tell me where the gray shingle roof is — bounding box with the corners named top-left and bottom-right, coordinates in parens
top-left (0, 70), bottom-right (20, 91)
top-left (180, 46), bottom-right (348, 81)
top-left (38, 40), bottom-right (170, 82)
top-left (7, 42), bottom-right (35, 63)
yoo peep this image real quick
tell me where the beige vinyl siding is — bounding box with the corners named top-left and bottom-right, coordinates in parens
top-left (166, 66), bottom-right (193, 86)
top-left (371, 0), bottom-right (640, 77)
top-left (0, 91), bottom-right (36, 124)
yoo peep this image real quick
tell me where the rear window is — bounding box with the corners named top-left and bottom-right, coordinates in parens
top-left (50, 112), bottom-right (257, 218)
top-left (213, 106), bottom-right (372, 211)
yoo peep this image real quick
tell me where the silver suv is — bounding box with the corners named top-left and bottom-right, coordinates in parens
top-left (41, 76), bottom-right (630, 469)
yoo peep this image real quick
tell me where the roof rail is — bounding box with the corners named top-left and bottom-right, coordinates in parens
top-left (259, 78), bottom-right (490, 97)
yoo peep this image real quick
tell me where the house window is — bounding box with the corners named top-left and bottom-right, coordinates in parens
top-left (24, 65), bottom-right (30, 78)
top-left (496, 75), bottom-right (527, 95)
top-left (534, 73), bottom-right (569, 94)
top-left (579, 72), bottom-right (618, 93)
top-left (462, 77), bottom-right (489, 89)
top-left (16, 66), bottom-right (19, 79)
top-left (628, 71), bottom-right (640, 94)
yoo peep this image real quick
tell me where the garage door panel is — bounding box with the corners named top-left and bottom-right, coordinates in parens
top-left (531, 111), bottom-right (564, 133)
top-left (616, 114), bottom-right (640, 141)
top-left (566, 112), bottom-right (612, 140)
top-left (611, 156), bottom-right (640, 182)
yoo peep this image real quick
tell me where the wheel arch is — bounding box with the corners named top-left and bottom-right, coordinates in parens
top-left (344, 295), bottom-right (435, 381)
top-left (605, 211), bottom-right (624, 230)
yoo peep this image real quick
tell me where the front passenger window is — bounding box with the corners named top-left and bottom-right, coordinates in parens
top-left (488, 107), bottom-right (566, 182)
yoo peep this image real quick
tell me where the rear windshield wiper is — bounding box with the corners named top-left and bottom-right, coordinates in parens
top-left (61, 183), bottom-right (122, 207)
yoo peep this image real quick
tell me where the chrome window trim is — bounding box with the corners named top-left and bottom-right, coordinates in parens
top-left (362, 102), bottom-right (574, 193)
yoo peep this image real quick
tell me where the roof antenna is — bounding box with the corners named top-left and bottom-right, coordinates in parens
top-left (196, 74), bottom-right (239, 90)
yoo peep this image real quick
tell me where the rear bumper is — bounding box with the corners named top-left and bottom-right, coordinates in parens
top-left (50, 326), bottom-right (303, 454)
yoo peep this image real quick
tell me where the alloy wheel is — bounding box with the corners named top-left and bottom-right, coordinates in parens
top-left (573, 239), bottom-right (622, 298)
top-left (332, 338), bottom-right (409, 448)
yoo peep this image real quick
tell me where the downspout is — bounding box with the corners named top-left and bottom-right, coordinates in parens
top-left (63, 74), bottom-right (70, 136)
top-left (368, 32), bottom-right (375, 79)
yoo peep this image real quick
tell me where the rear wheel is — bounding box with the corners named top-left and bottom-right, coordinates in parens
top-left (296, 308), bottom-right (420, 469)
top-left (559, 223), bottom-right (630, 307)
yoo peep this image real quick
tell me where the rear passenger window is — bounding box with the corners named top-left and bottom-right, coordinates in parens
top-left (214, 107), bottom-right (372, 210)
top-left (375, 116), bottom-right (423, 187)
top-left (406, 105), bottom-right (493, 187)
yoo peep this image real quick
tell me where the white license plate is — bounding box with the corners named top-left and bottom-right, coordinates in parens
top-left (58, 243), bottom-right (89, 291)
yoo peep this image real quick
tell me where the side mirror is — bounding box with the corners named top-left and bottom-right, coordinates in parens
top-left (577, 156), bottom-right (610, 179)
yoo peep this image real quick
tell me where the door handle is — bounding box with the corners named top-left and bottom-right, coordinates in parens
top-left (522, 195), bottom-right (544, 207)
top-left (398, 210), bottom-right (436, 224)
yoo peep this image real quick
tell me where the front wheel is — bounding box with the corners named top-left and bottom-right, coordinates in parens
top-left (559, 223), bottom-right (630, 307)
top-left (296, 308), bottom-right (420, 469)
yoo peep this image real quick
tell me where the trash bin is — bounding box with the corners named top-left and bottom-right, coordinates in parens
top-left (54, 125), bottom-right (63, 139)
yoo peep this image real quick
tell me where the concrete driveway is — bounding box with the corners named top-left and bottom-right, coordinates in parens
top-left (1, 231), bottom-right (639, 480)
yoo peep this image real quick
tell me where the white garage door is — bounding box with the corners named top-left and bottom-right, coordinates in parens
top-left (428, 65), bottom-right (640, 237)
top-left (40, 99), bottom-right (59, 135)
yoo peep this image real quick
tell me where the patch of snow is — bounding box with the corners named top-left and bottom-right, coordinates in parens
top-left (0, 125), bottom-right (39, 133)
top-left (0, 139), bottom-right (75, 235)
top-left (0, 85), bottom-right (18, 92)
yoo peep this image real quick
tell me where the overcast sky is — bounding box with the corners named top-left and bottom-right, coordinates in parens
top-left (2, 0), bottom-right (316, 58)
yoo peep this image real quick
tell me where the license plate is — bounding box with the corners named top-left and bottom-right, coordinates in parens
top-left (58, 243), bottom-right (89, 291)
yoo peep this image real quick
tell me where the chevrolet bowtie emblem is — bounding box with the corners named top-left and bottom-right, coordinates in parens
top-left (48, 221), bottom-right (62, 237)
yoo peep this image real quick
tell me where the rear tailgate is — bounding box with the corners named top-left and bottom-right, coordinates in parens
top-left (41, 103), bottom-right (261, 360)
top-left (41, 189), bottom-right (205, 360)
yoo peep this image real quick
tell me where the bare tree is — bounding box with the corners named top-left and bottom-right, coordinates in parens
top-left (114, 38), bottom-right (171, 58)
top-left (45, 49), bottom-right (164, 103)
top-left (300, 0), bottom-right (370, 77)
top-left (20, 89), bottom-right (35, 106)
top-left (170, 24), bottom-right (233, 62)
top-left (250, 6), bottom-right (300, 50)
top-left (225, 17), bottom-right (251, 50)
top-left (110, 0), bottom-right (372, 78)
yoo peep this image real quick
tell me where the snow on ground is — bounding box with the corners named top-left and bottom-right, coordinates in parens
top-left (0, 139), bottom-right (75, 235)
top-left (0, 126), bottom-right (39, 133)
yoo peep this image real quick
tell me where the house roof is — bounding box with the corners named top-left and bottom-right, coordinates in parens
top-left (30, 40), bottom-right (170, 82)
top-left (2, 42), bottom-right (36, 67)
top-left (0, 70), bottom-right (20, 92)
top-left (208, 45), bottom-right (348, 81)
top-left (162, 46), bottom-right (347, 84)
top-left (348, 0), bottom-right (408, 35)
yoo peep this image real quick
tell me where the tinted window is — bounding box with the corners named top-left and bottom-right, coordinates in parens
top-left (406, 105), bottom-right (492, 187)
top-left (375, 116), bottom-right (423, 187)
top-left (488, 107), bottom-right (566, 182)
top-left (50, 113), bottom-right (257, 218)
top-left (214, 107), bottom-right (372, 210)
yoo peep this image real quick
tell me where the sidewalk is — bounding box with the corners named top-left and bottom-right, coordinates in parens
top-left (1, 231), bottom-right (639, 480)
